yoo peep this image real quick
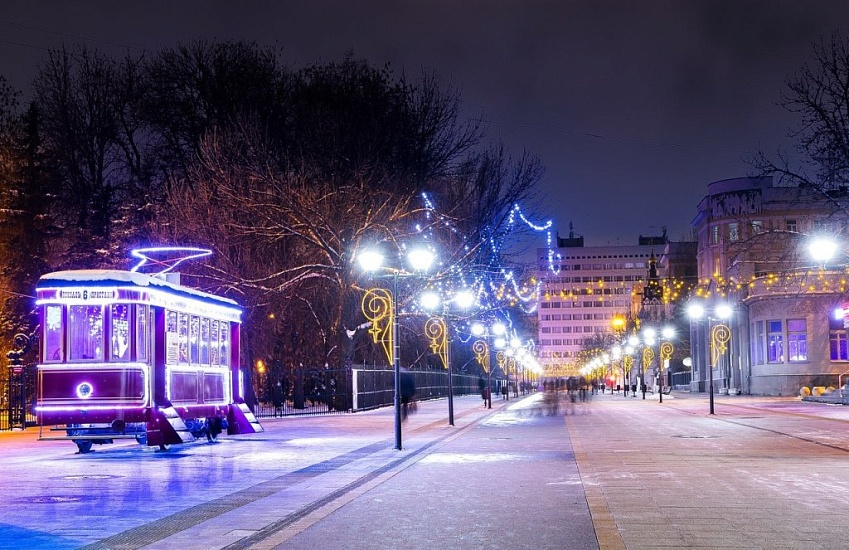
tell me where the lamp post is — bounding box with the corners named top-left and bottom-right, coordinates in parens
top-left (688, 302), bottom-right (732, 415)
top-left (359, 246), bottom-right (435, 450)
top-left (420, 289), bottom-right (474, 426)
top-left (657, 326), bottom-right (675, 404)
top-left (472, 320), bottom-right (507, 409)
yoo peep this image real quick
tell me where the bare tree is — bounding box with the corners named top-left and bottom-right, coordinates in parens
top-left (754, 31), bottom-right (849, 216)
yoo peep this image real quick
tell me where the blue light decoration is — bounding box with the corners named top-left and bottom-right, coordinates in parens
top-left (415, 192), bottom-right (559, 333)
top-left (130, 246), bottom-right (213, 274)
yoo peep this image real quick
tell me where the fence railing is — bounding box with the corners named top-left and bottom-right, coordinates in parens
top-left (2, 364), bottom-right (37, 431)
top-left (670, 371), bottom-right (692, 389)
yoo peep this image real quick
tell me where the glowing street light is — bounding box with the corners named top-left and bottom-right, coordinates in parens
top-left (471, 320), bottom-right (507, 408)
top-left (359, 245), bottom-right (435, 450)
top-left (420, 288), bottom-right (474, 426)
top-left (688, 301), bottom-right (732, 415)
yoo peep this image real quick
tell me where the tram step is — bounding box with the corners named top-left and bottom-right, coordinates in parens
top-left (228, 402), bottom-right (264, 434)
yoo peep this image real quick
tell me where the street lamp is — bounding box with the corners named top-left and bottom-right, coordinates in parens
top-left (809, 237), bottom-right (839, 267)
top-left (658, 326), bottom-right (675, 403)
top-left (471, 320), bottom-right (507, 409)
top-left (419, 289), bottom-right (475, 426)
top-left (688, 301), bottom-right (731, 415)
top-left (359, 245), bottom-right (435, 450)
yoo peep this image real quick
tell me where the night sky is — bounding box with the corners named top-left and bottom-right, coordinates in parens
top-left (2, 1), bottom-right (848, 247)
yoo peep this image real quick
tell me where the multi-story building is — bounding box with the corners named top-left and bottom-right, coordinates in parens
top-left (536, 230), bottom-right (695, 377)
top-left (689, 176), bottom-right (849, 395)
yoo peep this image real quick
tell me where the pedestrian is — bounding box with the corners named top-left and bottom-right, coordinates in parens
top-left (478, 375), bottom-right (487, 405)
top-left (400, 369), bottom-right (416, 421)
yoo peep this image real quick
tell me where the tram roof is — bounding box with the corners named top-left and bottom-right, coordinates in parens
top-left (37, 269), bottom-right (240, 308)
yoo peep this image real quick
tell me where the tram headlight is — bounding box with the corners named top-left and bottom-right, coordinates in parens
top-left (76, 382), bottom-right (94, 399)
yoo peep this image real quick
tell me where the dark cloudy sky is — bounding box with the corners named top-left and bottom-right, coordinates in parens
top-left (2, 1), bottom-right (849, 246)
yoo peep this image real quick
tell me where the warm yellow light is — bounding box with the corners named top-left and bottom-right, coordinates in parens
top-left (257, 359), bottom-right (266, 373)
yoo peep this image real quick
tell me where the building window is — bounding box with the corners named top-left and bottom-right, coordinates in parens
top-left (69, 305), bottom-right (104, 361)
top-left (767, 320), bottom-right (784, 363)
top-left (711, 225), bottom-right (720, 244)
top-left (751, 220), bottom-right (763, 235)
top-left (752, 320), bottom-right (764, 365)
top-left (830, 315), bottom-right (849, 361)
top-left (786, 219), bottom-right (797, 232)
top-left (787, 319), bottom-right (807, 362)
top-left (728, 222), bottom-right (739, 242)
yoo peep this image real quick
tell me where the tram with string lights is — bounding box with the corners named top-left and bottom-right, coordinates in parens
top-left (35, 247), bottom-right (262, 453)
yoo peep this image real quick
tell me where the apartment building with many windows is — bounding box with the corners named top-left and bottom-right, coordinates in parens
top-left (535, 231), bottom-right (686, 374)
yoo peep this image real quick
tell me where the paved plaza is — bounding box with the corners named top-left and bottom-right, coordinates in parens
top-left (4, 390), bottom-right (849, 549)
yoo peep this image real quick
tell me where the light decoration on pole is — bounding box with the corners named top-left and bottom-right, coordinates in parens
top-left (471, 320), bottom-right (506, 409)
top-left (362, 288), bottom-right (394, 365)
top-left (424, 317), bottom-right (448, 370)
top-left (420, 289), bottom-right (475, 426)
top-left (688, 301), bottom-right (731, 415)
top-left (358, 245), bottom-right (435, 451)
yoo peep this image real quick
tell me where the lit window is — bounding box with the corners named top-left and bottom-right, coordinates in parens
top-left (110, 304), bottom-right (131, 361)
top-left (786, 219), bottom-right (797, 232)
top-left (829, 315), bottom-right (848, 361)
top-left (68, 305), bottom-right (103, 361)
top-left (44, 305), bottom-right (64, 362)
top-left (178, 313), bottom-right (189, 363)
top-left (189, 316), bottom-right (200, 364)
top-left (787, 319), bottom-right (807, 362)
top-left (728, 222), bottom-right (739, 242)
top-left (767, 320), bottom-right (784, 363)
top-left (137, 305), bottom-right (148, 362)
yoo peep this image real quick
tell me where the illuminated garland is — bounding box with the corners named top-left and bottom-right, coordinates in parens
top-left (419, 192), bottom-right (555, 314)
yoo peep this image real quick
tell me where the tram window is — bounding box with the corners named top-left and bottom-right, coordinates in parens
top-left (178, 313), bottom-right (189, 363)
top-left (44, 304), bottom-right (64, 362)
top-left (165, 310), bottom-right (178, 363)
top-left (137, 305), bottom-right (148, 362)
top-left (110, 304), bottom-right (131, 361)
top-left (189, 316), bottom-right (200, 364)
top-left (210, 320), bottom-right (220, 365)
top-left (69, 305), bottom-right (104, 361)
top-left (219, 322), bottom-right (229, 367)
top-left (200, 318), bottom-right (210, 365)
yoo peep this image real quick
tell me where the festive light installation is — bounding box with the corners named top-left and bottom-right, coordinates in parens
top-left (361, 288), bottom-right (394, 365)
top-left (130, 246), bottom-right (213, 274)
top-left (473, 339), bottom-right (490, 373)
top-left (424, 316), bottom-right (448, 369)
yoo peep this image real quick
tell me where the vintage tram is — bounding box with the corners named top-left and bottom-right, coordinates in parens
top-left (35, 267), bottom-right (262, 453)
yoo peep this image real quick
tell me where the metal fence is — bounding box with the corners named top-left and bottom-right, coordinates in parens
top-left (670, 371), bottom-right (692, 389)
top-left (252, 367), bottom-right (352, 418)
top-left (1, 364), bottom-right (37, 431)
top-left (352, 366), bottom-right (487, 411)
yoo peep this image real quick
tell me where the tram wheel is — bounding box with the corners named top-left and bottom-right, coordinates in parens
top-left (75, 440), bottom-right (93, 454)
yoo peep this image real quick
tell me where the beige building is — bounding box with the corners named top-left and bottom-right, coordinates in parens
top-left (690, 176), bottom-right (849, 395)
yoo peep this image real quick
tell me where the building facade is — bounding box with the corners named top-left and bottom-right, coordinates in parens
top-left (689, 176), bottom-right (849, 395)
top-left (536, 231), bottom-right (695, 379)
